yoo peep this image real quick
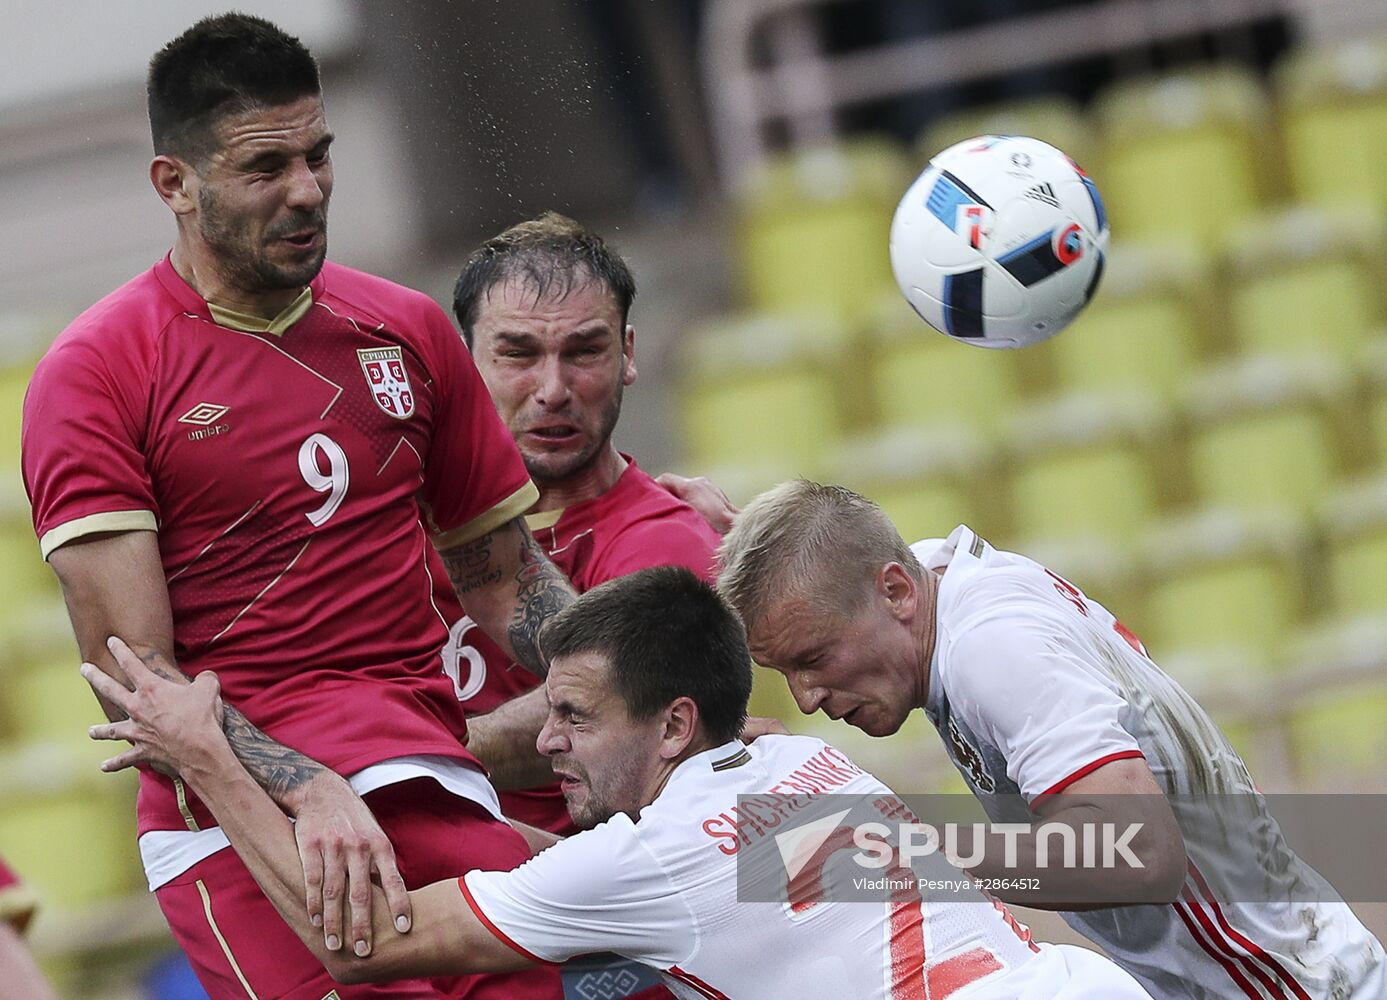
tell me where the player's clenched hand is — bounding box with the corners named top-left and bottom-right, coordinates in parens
top-left (655, 472), bottom-right (738, 535)
top-left (291, 772), bottom-right (412, 956)
top-left (82, 636), bottom-right (226, 776)
top-left (741, 716), bottom-right (790, 741)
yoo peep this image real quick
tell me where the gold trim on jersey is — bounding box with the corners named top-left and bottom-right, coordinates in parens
top-left (196, 879), bottom-right (261, 1000)
top-left (0, 883), bottom-right (40, 935)
top-left (710, 747), bottom-right (752, 772)
top-left (174, 777), bottom-right (201, 832)
top-left (432, 481), bottom-right (540, 550)
top-left (523, 507), bottom-right (564, 532)
top-left (40, 509), bottom-right (158, 560)
top-left (208, 287), bottom-right (313, 337)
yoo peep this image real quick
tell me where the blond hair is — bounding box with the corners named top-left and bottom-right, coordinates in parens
top-left (717, 480), bottom-right (922, 627)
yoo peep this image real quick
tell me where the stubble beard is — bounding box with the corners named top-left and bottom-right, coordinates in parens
top-left (198, 185), bottom-right (327, 293)
top-left (522, 379), bottom-right (624, 486)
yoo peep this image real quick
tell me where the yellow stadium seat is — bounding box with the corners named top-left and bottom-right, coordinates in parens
top-left (1029, 241), bottom-right (1213, 399)
top-left (0, 359), bottom-right (36, 474)
top-left (1362, 337), bottom-right (1387, 468)
top-left (867, 294), bottom-right (1027, 438)
top-left (680, 314), bottom-right (850, 477)
top-left (1092, 67), bottom-right (1274, 247)
top-left (917, 96), bottom-right (1097, 170)
top-left (1182, 355), bottom-right (1355, 517)
top-left (1276, 37), bottom-right (1387, 218)
top-left (834, 425), bottom-right (998, 543)
top-left (735, 137), bottom-right (913, 320)
top-left (1284, 616), bottom-right (1387, 784)
top-left (1140, 508), bottom-right (1309, 662)
top-left (0, 516), bottom-right (56, 611)
top-left (1223, 207), bottom-right (1386, 363)
top-left (1006, 391), bottom-right (1174, 548)
top-left (1321, 474), bottom-right (1387, 617)
top-left (0, 743), bottom-right (141, 910)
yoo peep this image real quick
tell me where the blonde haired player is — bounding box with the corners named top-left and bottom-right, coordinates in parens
top-left (718, 480), bottom-right (1385, 1000)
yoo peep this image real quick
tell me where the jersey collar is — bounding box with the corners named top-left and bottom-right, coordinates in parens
top-left (154, 252), bottom-right (322, 335)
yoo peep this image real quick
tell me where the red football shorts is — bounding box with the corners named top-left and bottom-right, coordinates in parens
top-left (155, 777), bottom-right (562, 1000)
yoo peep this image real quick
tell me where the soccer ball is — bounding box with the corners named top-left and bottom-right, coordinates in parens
top-left (889, 135), bottom-right (1109, 349)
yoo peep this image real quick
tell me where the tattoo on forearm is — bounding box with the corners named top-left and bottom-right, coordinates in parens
top-left (507, 530), bottom-right (575, 678)
top-left (220, 705), bottom-right (327, 804)
top-left (440, 531), bottom-right (503, 594)
top-left (129, 647), bottom-right (325, 805)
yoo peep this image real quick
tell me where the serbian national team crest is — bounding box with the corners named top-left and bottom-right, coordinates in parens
top-left (357, 347), bottom-right (415, 419)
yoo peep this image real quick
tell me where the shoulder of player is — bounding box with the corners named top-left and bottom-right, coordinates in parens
top-left (588, 469), bottom-right (720, 572)
top-left (315, 261), bottom-right (452, 336)
top-left (38, 270), bottom-right (173, 383)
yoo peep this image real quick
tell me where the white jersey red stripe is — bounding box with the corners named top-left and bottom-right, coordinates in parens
top-left (461, 735), bottom-right (1149, 999)
top-left (914, 526), bottom-right (1385, 999)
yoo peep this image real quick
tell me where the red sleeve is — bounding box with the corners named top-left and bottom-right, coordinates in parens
top-left (22, 338), bottom-right (159, 559)
top-left (418, 307), bottom-right (536, 546)
top-left (0, 857), bottom-right (38, 934)
top-left (597, 518), bottom-right (720, 583)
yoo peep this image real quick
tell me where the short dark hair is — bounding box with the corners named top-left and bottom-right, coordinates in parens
top-left (452, 212), bottom-right (637, 348)
top-left (147, 13), bottom-right (321, 161)
top-left (541, 566), bottom-right (751, 745)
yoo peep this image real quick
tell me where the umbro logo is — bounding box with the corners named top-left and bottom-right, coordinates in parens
top-left (1025, 182), bottom-right (1060, 208)
top-left (178, 402), bottom-right (230, 426)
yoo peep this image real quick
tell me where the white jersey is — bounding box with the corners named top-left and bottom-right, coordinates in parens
top-left (915, 526), bottom-right (1385, 1000)
top-left (462, 734), bottom-right (1149, 1000)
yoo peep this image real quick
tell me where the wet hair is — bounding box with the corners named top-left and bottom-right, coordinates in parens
top-left (718, 479), bottom-right (923, 628)
top-left (452, 211), bottom-right (637, 347)
top-left (541, 567), bottom-right (751, 745)
top-left (147, 12), bottom-right (321, 161)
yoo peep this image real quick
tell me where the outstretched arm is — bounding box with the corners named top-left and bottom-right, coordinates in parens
top-left (51, 532), bottom-right (412, 953)
top-left (83, 639), bottom-right (529, 981)
top-left (436, 516), bottom-right (576, 677)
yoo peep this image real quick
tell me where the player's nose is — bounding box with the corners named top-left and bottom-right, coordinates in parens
top-left (284, 158), bottom-right (326, 211)
top-left (537, 717), bottom-right (566, 756)
top-left (531, 357), bottom-right (572, 409)
top-left (789, 677), bottom-right (828, 716)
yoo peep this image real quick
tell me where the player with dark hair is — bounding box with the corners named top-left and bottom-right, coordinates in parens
top-left (443, 212), bottom-right (726, 836)
top-left (22, 13), bottom-right (566, 999)
top-left (85, 568), bottom-right (1151, 998)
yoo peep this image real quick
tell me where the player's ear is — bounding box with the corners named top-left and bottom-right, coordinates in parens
top-left (659, 696), bottom-right (698, 759)
top-left (879, 562), bottom-right (917, 622)
top-left (150, 155), bottom-right (198, 216)
top-left (621, 325), bottom-right (637, 386)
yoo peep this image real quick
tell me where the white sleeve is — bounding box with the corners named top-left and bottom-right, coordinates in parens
top-left (947, 610), bottom-right (1144, 803)
top-left (459, 816), bottom-right (695, 966)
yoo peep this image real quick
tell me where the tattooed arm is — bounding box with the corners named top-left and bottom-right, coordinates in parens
top-left (437, 515), bottom-right (576, 677)
top-left (48, 531), bottom-right (412, 955)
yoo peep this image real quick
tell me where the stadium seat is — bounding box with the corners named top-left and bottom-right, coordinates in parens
top-left (1092, 66), bottom-right (1274, 247)
top-left (1029, 241), bottom-right (1213, 400)
top-left (1139, 507), bottom-right (1310, 662)
top-left (1362, 337), bottom-right (1387, 469)
top-left (1284, 616), bottom-right (1387, 785)
top-left (1005, 391), bottom-right (1174, 548)
top-left (679, 314), bottom-right (850, 477)
top-left (916, 95), bottom-right (1097, 170)
top-left (1276, 37), bottom-right (1387, 219)
top-left (735, 137), bottom-right (912, 320)
top-left (1222, 207), bottom-right (1386, 363)
top-left (833, 425), bottom-right (998, 543)
top-left (1182, 355), bottom-right (1356, 517)
top-left (866, 294), bottom-right (1027, 439)
top-left (0, 743), bottom-right (141, 909)
top-left (1320, 474), bottom-right (1387, 617)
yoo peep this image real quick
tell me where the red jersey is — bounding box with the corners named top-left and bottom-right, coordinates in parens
top-left (453, 457), bottom-right (720, 833)
top-left (22, 256), bottom-right (537, 837)
top-left (0, 856), bottom-right (37, 933)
